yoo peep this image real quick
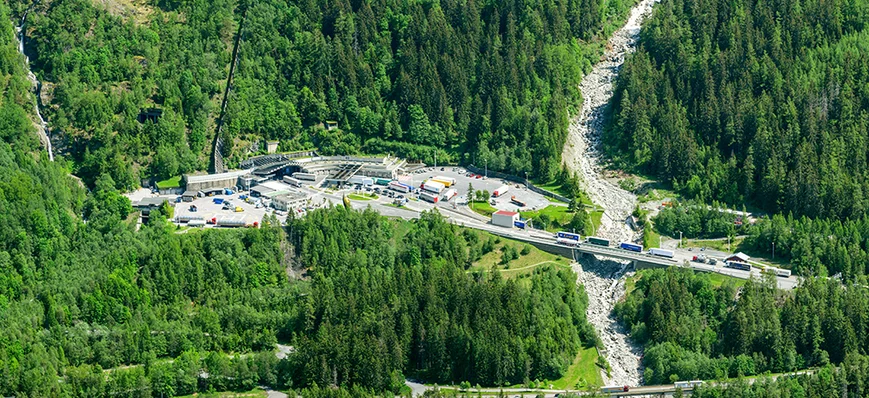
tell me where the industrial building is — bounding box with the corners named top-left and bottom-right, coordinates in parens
top-left (492, 210), bottom-right (520, 228)
top-left (271, 192), bottom-right (308, 211)
top-left (183, 169), bottom-right (251, 191)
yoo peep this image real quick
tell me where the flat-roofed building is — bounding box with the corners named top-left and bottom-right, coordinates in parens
top-left (183, 169), bottom-right (251, 191)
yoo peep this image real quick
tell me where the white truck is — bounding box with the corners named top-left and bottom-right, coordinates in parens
top-left (492, 185), bottom-right (510, 197)
top-left (649, 248), bottom-right (675, 258)
top-left (441, 188), bottom-right (457, 201)
top-left (422, 180), bottom-right (446, 194)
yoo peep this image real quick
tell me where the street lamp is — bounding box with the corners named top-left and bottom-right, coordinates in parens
top-left (772, 241), bottom-right (775, 259)
top-left (677, 231), bottom-right (682, 248)
top-left (485, 159), bottom-right (488, 179)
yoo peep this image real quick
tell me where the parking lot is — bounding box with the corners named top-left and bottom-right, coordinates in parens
top-left (173, 191), bottom-right (290, 227)
top-left (403, 167), bottom-right (552, 212)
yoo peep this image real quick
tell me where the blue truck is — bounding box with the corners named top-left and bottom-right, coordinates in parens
top-left (619, 242), bottom-right (643, 252)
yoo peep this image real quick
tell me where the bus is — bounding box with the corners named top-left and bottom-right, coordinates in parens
top-left (556, 231), bottom-right (581, 245)
top-left (586, 236), bottom-right (610, 247)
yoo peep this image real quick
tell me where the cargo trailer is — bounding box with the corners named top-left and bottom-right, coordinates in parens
top-left (725, 260), bottom-right (751, 271)
top-left (388, 181), bottom-right (412, 193)
top-left (283, 176), bottom-right (302, 187)
top-left (649, 248), bottom-right (675, 258)
top-left (556, 231), bottom-right (581, 245)
top-left (492, 185), bottom-right (510, 197)
top-left (431, 176), bottom-right (456, 187)
top-left (420, 191), bottom-right (440, 203)
top-left (375, 178), bottom-right (392, 186)
top-left (422, 180), bottom-right (445, 194)
top-left (442, 188), bottom-right (458, 201)
top-left (586, 236), bottom-right (610, 246)
top-left (619, 242), bottom-right (643, 252)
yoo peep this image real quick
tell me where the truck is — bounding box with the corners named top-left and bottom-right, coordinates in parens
top-left (510, 196), bottom-right (526, 207)
top-left (601, 386), bottom-right (630, 393)
top-left (216, 219), bottom-right (248, 228)
top-left (649, 248), bottom-right (675, 258)
top-left (419, 191), bottom-right (440, 203)
top-left (619, 242), bottom-right (643, 252)
top-left (283, 176), bottom-right (302, 187)
top-left (431, 176), bottom-right (456, 187)
top-left (556, 231), bottom-right (581, 245)
top-left (587, 236), bottom-right (610, 247)
top-left (492, 185), bottom-right (510, 197)
top-left (375, 178), bottom-right (392, 186)
top-left (725, 260), bottom-right (751, 271)
top-left (775, 268), bottom-right (792, 277)
top-left (213, 198), bottom-right (224, 205)
top-left (442, 188), bottom-right (458, 201)
top-left (234, 206), bottom-right (244, 212)
top-left (422, 180), bottom-right (446, 194)
top-left (292, 172), bottom-right (317, 181)
top-left (187, 219), bottom-right (206, 227)
top-left (388, 181), bottom-right (412, 193)
top-left (175, 215), bottom-right (204, 223)
top-left (674, 380), bottom-right (704, 389)
top-left (224, 188), bottom-right (234, 195)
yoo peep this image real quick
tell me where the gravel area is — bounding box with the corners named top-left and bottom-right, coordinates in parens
top-left (561, 0), bottom-right (661, 387)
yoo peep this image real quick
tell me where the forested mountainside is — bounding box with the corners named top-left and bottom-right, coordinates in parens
top-left (0, 6), bottom-right (598, 391)
top-left (605, 0), bottom-right (869, 219)
top-left (285, 209), bottom-right (597, 390)
top-left (13, 0), bottom-right (633, 188)
top-left (616, 269), bottom-right (869, 387)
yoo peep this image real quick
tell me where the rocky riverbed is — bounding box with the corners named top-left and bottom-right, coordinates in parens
top-left (562, 0), bottom-right (662, 387)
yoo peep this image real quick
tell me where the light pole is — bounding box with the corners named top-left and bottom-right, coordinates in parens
top-left (678, 231), bottom-right (682, 248)
top-left (772, 241), bottom-right (775, 260)
top-left (659, 235), bottom-right (662, 248)
top-left (525, 171), bottom-right (528, 188)
top-left (485, 159), bottom-right (488, 178)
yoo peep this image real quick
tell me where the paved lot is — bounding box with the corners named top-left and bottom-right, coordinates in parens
top-left (126, 189), bottom-right (291, 228)
top-left (403, 167), bottom-right (552, 212)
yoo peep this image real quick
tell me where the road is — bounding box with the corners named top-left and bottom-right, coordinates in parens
top-left (311, 186), bottom-right (800, 290)
top-left (409, 370), bottom-right (814, 397)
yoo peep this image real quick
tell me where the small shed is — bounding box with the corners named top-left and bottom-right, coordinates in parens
top-left (266, 141), bottom-right (279, 154)
top-left (492, 210), bottom-right (519, 228)
top-left (725, 252), bottom-right (750, 263)
top-left (182, 191), bottom-right (198, 202)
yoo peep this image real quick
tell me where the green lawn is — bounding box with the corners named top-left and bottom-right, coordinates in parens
top-left (348, 193), bottom-right (377, 201)
top-left (681, 237), bottom-right (746, 252)
top-left (469, 200), bottom-right (498, 217)
top-left (547, 346), bottom-right (604, 390)
top-left (519, 205), bottom-right (601, 236)
top-left (466, 229), bottom-right (571, 279)
top-left (530, 179), bottom-right (594, 206)
top-left (155, 175), bottom-right (182, 189)
top-left (176, 389), bottom-right (267, 398)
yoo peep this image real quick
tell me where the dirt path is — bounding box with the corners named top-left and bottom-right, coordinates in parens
top-left (562, 0), bottom-right (662, 387)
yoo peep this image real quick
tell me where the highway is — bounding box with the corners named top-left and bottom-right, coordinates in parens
top-left (304, 187), bottom-right (801, 290)
top-left (409, 370), bottom-right (813, 397)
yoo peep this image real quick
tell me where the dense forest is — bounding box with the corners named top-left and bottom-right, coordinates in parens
top-left (0, 5), bottom-right (600, 391)
top-left (605, 0), bottom-right (869, 219)
top-left (615, 268), bottom-right (869, 385)
top-left (284, 208), bottom-right (598, 390)
top-left (12, 0), bottom-right (635, 188)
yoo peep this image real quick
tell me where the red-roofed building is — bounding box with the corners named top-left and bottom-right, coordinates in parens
top-left (492, 210), bottom-right (519, 228)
